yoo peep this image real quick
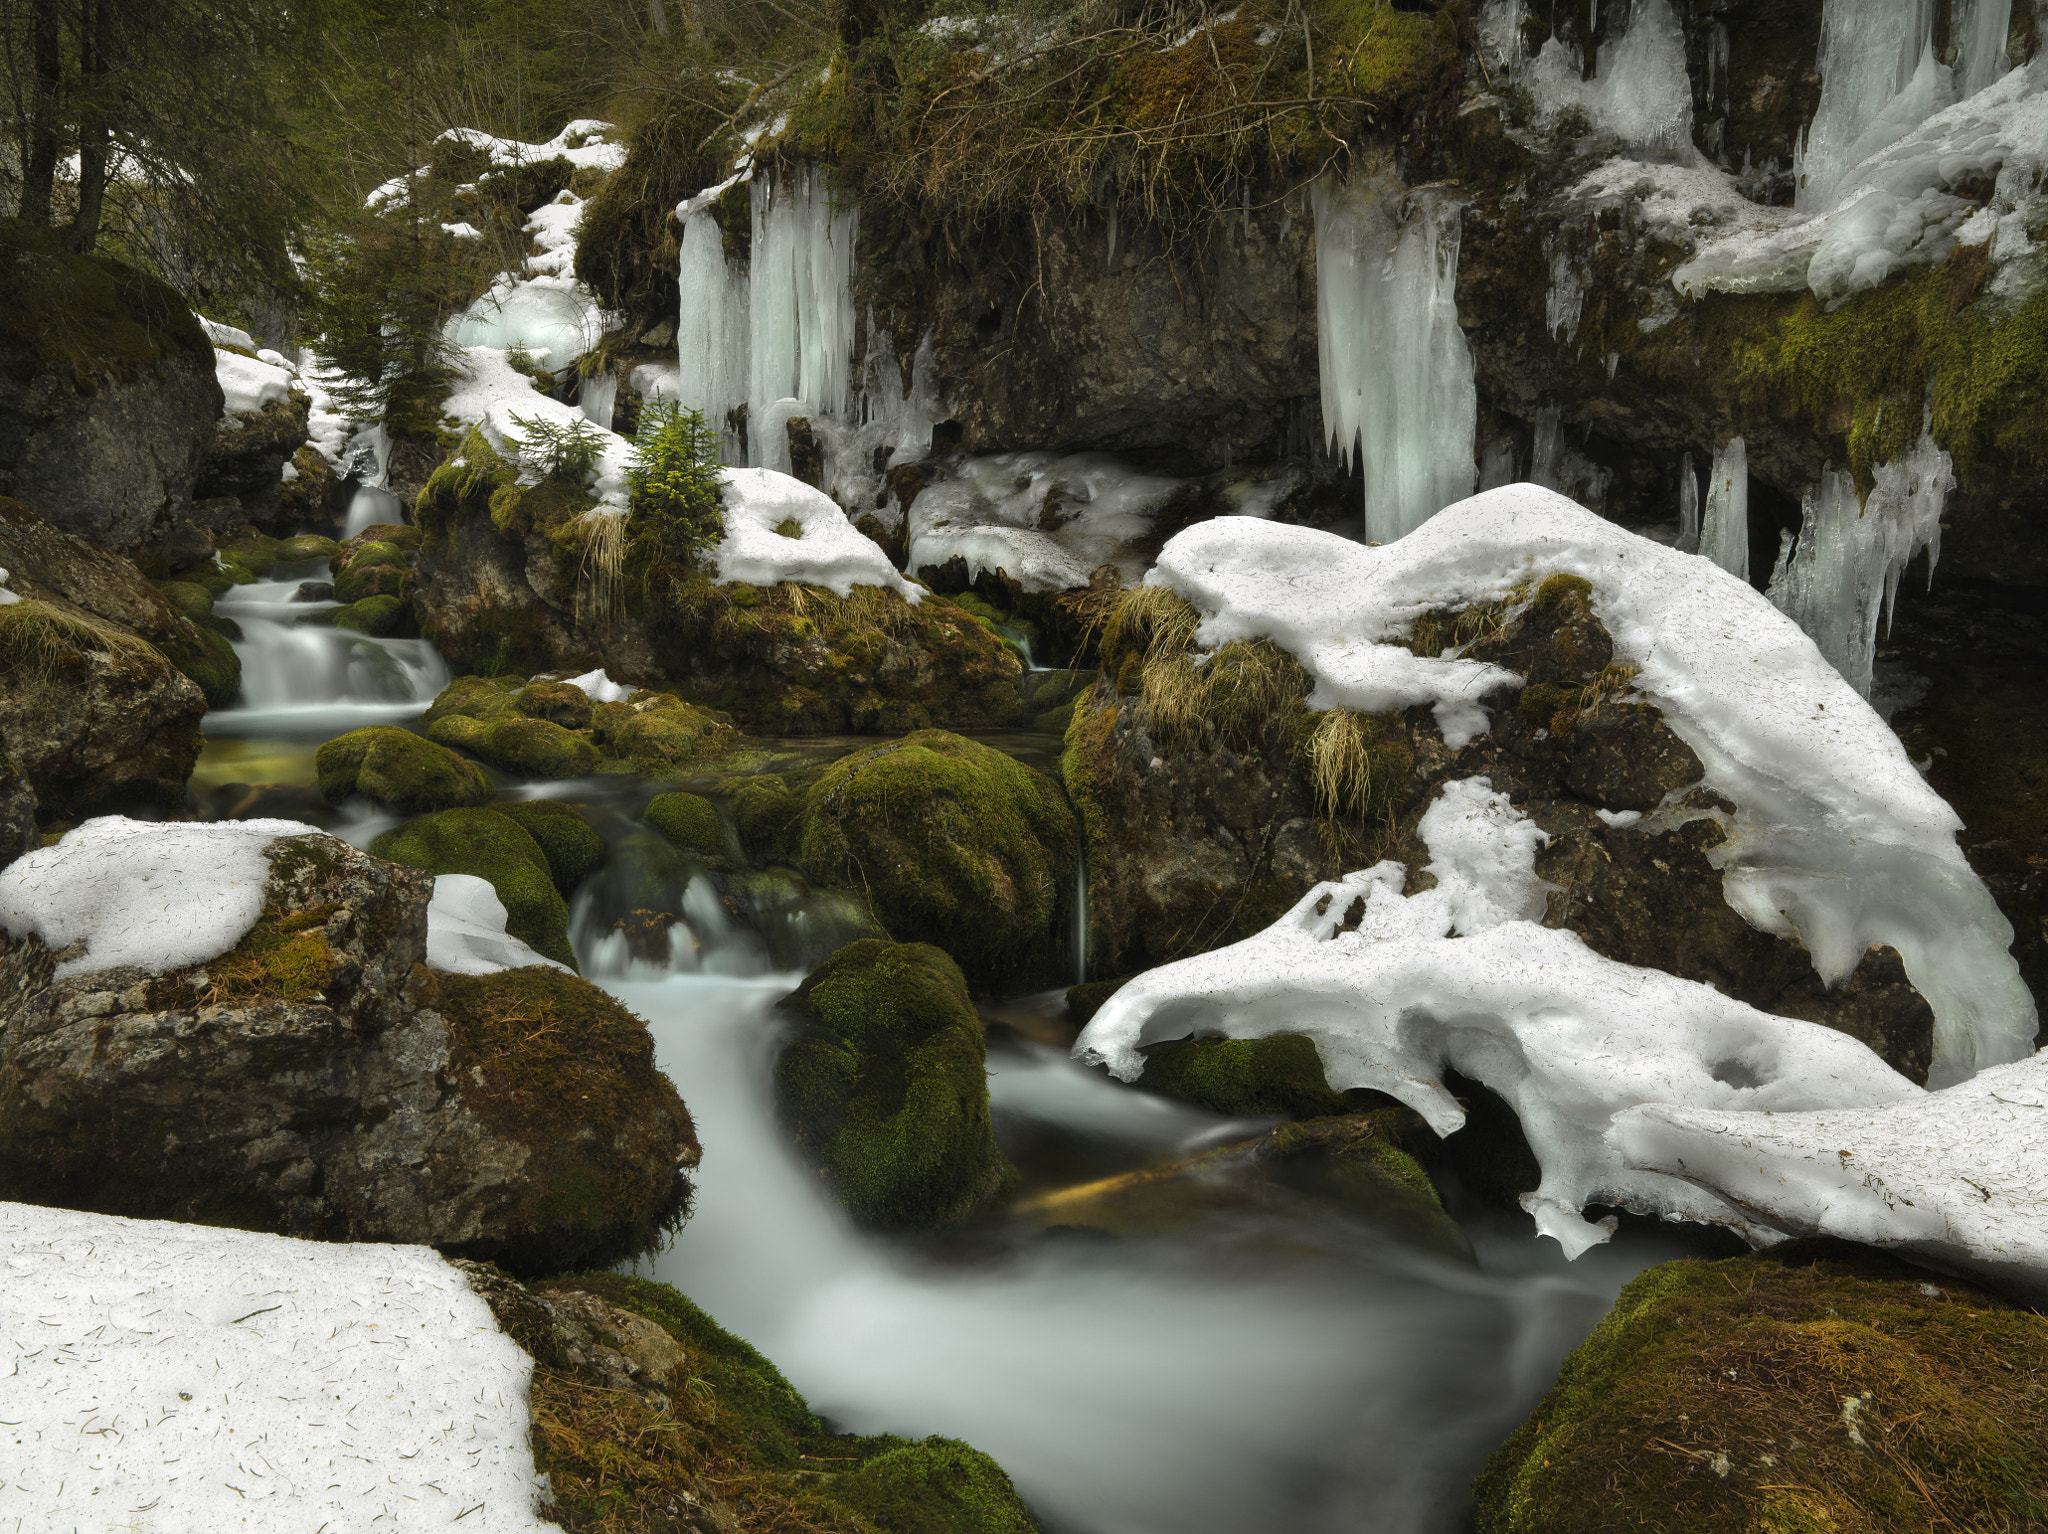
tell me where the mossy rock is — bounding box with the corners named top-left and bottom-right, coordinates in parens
top-left (1137, 1033), bottom-right (1355, 1120)
top-left (1256, 1113), bottom-right (1472, 1264)
top-left (372, 806), bottom-right (575, 968)
top-left (1475, 1242), bottom-right (2048, 1533)
top-left (830, 1436), bottom-right (1041, 1534)
top-left (428, 712), bottom-right (602, 780)
top-left (589, 693), bottom-right (735, 775)
top-left (332, 593), bottom-right (404, 637)
top-left (424, 967), bottom-right (695, 1274)
top-left (775, 940), bottom-right (1014, 1230)
top-left (645, 791), bottom-right (724, 860)
top-left (732, 773), bottom-right (805, 856)
top-left (797, 730), bottom-right (1079, 992)
top-left (315, 725), bottom-right (494, 814)
top-left (424, 673), bottom-right (523, 726)
top-left (515, 679), bottom-right (593, 730)
top-left (331, 541), bottom-right (410, 604)
top-left (157, 580), bottom-right (216, 624)
top-left (158, 619), bottom-right (241, 708)
top-left (490, 799), bottom-right (607, 895)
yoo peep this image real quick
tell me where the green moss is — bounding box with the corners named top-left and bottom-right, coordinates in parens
top-left (733, 773), bottom-right (805, 856)
top-left (775, 940), bottom-right (1014, 1230)
top-left (373, 807), bottom-right (576, 968)
top-left (1533, 572), bottom-right (1593, 615)
top-left (0, 217), bottom-right (211, 382)
top-left (514, 679), bottom-right (594, 730)
top-left (490, 799), bottom-right (607, 894)
top-left (427, 712), bottom-right (602, 780)
top-left (797, 730), bottom-right (1079, 991)
top-left (589, 693), bottom-right (735, 774)
top-left (315, 725), bottom-right (495, 813)
top-left (645, 791), bottom-right (725, 859)
top-left (830, 1437), bottom-right (1039, 1534)
top-left (1475, 1243), bottom-right (2048, 1533)
top-left (332, 594), bottom-right (404, 636)
top-left (157, 581), bottom-right (216, 623)
top-left (1138, 1033), bottom-right (1354, 1119)
top-left (424, 673), bottom-right (523, 726)
top-left (159, 620), bottom-right (241, 708)
top-left (331, 540), bottom-right (410, 604)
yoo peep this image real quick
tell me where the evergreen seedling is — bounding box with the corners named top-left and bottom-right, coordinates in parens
top-left (508, 411), bottom-right (605, 482)
top-left (626, 400), bottom-right (726, 564)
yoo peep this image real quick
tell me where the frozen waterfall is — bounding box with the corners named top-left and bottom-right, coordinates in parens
top-left (749, 164), bottom-right (858, 475)
top-left (1955, 0), bottom-right (2015, 98)
top-left (1699, 438), bottom-right (1749, 582)
top-left (1795, 0), bottom-right (1943, 213)
top-left (675, 205), bottom-right (752, 454)
top-left (1766, 429), bottom-right (1952, 699)
top-left (1311, 176), bottom-right (1477, 544)
top-left (1514, 0), bottom-right (1696, 161)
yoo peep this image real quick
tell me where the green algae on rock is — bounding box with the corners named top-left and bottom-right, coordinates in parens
top-left (797, 729), bottom-right (1078, 992)
top-left (373, 806), bottom-right (576, 968)
top-left (314, 725), bottom-right (495, 814)
top-left (1475, 1242), bottom-right (2048, 1533)
top-left (775, 940), bottom-right (1015, 1231)
top-left (428, 710), bottom-right (602, 779)
top-left (646, 790), bottom-right (726, 860)
top-left (489, 798), bottom-right (607, 895)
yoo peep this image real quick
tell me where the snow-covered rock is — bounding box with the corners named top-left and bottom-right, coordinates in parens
top-left (717, 467), bottom-right (922, 599)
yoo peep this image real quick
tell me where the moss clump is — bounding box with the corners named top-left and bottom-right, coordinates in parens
top-left (426, 967), bottom-right (695, 1273)
top-left (515, 679), bottom-right (594, 730)
top-left (646, 791), bottom-right (724, 860)
top-left (158, 619), bottom-right (241, 707)
top-left (1475, 1243), bottom-right (2048, 1533)
top-left (424, 673), bottom-right (523, 725)
top-left (373, 806), bottom-right (576, 968)
top-left (1137, 1033), bottom-right (1356, 1119)
top-left (733, 773), bottom-right (805, 857)
top-left (775, 940), bottom-right (1014, 1230)
top-left (315, 725), bottom-right (494, 813)
top-left (198, 904), bottom-right (342, 1005)
top-left (330, 539), bottom-right (410, 603)
top-left (332, 593), bottom-right (405, 636)
top-left (797, 730), bottom-right (1079, 991)
top-left (428, 711), bottom-right (602, 780)
top-left (830, 1437), bottom-right (1040, 1534)
top-left (491, 799), bottom-right (607, 895)
top-left (590, 692), bottom-right (736, 775)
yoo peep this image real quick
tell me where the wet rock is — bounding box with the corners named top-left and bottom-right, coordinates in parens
top-left (0, 832), bottom-right (695, 1273)
top-left (194, 395), bottom-right (311, 533)
top-left (646, 791), bottom-right (725, 861)
top-left (1475, 1241), bottom-right (2048, 1533)
top-left (428, 710), bottom-right (601, 779)
top-left (489, 800), bottom-right (607, 896)
top-left (776, 940), bottom-right (1015, 1230)
top-left (314, 724), bottom-right (496, 814)
top-left (0, 741), bottom-right (36, 873)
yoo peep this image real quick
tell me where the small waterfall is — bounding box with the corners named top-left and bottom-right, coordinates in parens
top-left (209, 566), bottom-right (450, 734)
top-left (1310, 175), bottom-right (1477, 544)
top-left (1699, 438), bottom-right (1750, 581)
top-left (1072, 855), bottom-right (1089, 986)
top-left (341, 485), bottom-right (404, 539)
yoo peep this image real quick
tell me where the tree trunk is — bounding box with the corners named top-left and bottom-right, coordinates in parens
top-left (19, 0), bottom-right (62, 227)
top-left (648, 0), bottom-right (670, 36)
top-left (63, 0), bottom-right (113, 253)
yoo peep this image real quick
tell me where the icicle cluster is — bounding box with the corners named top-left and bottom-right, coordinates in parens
top-left (1699, 438), bottom-right (1749, 581)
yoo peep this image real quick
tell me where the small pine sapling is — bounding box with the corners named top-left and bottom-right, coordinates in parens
top-left (508, 411), bottom-right (606, 483)
top-left (627, 401), bottom-right (726, 564)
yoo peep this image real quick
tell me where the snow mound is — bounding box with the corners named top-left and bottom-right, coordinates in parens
top-left (197, 315), bottom-right (258, 350)
top-left (1074, 777), bottom-right (1921, 1256)
top-left (1147, 486), bottom-right (2036, 1084)
top-left (1615, 1048), bottom-right (2048, 1301)
top-left (0, 1201), bottom-right (555, 1530)
top-left (0, 817), bottom-right (328, 980)
top-left (443, 346), bottom-right (633, 518)
top-left (427, 874), bottom-right (569, 976)
top-left (215, 348), bottom-right (297, 417)
top-left (715, 467), bottom-right (921, 600)
top-left (524, 190), bottom-right (585, 278)
top-left (561, 666), bottom-right (637, 703)
top-left (441, 119), bottom-right (625, 177)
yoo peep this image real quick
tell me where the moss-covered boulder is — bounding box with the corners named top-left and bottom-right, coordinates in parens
top-left (733, 772), bottom-right (805, 856)
top-left (490, 799), bottom-right (607, 894)
top-left (460, 1262), bottom-right (1041, 1533)
top-left (515, 678), bottom-right (593, 730)
top-left (424, 673), bottom-right (523, 725)
top-left (589, 691), bottom-right (735, 775)
top-left (797, 730), bottom-right (1078, 991)
top-left (373, 807), bottom-right (576, 968)
top-left (315, 725), bottom-right (494, 813)
top-left (645, 791), bottom-right (724, 859)
top-left (332, 593), bottom-right (405, 636)
top-left (332, 538), bottom-right (410, 603)
top-left (428, 711), bottom-right (602, 780)
top-left (1137, 1033), bottom-right (1358, 1119)
top-left (775, 940), bottom-right (1014, 1230)
top-left (1475, 1242), bottom-right (2048, 1533)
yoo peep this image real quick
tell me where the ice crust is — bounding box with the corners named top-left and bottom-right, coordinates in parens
top-left (715, 467), bottom-right (922, 600)
top-left (1614, 1047), bottom-right (2048, 1300)
top-left (1310, 174), bottom-right (1477, 543)
top-left (1146, 485), bottom-right (2037, 1085)
top-left (1074, 777), bottom-right (1922, 1256)
top-left (426, 874), bottom-right (569, 976)
top-left (0, 817), bottom-right (327, 980)
top-left (0, 1201), bottom-right (555, 1530)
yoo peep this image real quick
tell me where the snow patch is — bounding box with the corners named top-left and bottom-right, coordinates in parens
top-left (427, 874), bottom-right (570, 976)
top-left (715, 468), bottom-right (921, 600)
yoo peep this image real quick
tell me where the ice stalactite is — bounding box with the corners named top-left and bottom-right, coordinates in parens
top-left (1310, 175), bottom-right (1477, 543)
top-left (1766, 427), bottom-right (1952, 699)
top-left (1699, 438), bottom-right (1749, 581)
top-left (1955, 0), bottom-right (2014, 98)
top-left (1794, 0), bottom-right (1942, 213)
top-left (1521, 0), bottom-right (1696, 161)
top-left (1529, 408), bottom-right (1611, 513)
top-left (748, 164), bottom-right (858, 475)
top-left (1676, 452), bottom-right (1700, 553)
top-left (675, 205), bottom-right (752, 458)
top-left (578, 371), bottom-right (617, 430)
top-left (1544, 249), bottom-right (1584, 346)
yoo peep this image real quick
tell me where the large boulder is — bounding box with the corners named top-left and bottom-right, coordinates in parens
top-left (1475, 1242), bottom-right (2048, 1533)
top-left (796, 729), bottom-right (1079, 991)
top-left (0, 820), bottom-right (694, 1274)
top-left (775, 940), bottom-right (1014, 1230)
top-left (0, 221), bottom-right (220, 554)
top-left (316, 725), bottom-right (496, 813)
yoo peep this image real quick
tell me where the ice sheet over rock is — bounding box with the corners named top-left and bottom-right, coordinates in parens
top-left (1075, 778), bottom-right (1921, 1256)
top-left (1613, 1048), bottom-right (2048, 1300)
top-left (0, 1201), bottom-right (556, 1531)
top-left (1146, 485), bottom-right (2036, 1083)
top-left (715, 467), bottom-right (922, 600)
top-left (0, 816), bottom-right (328, 979)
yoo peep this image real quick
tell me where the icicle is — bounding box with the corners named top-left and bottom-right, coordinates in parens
top-left (1766, 425), bottom-right (1952, 698)
top-left (1545, 250), bottom-right (1584, 345)
top-left (1522, 0), bottom-right (1694, 161)
top-left (1700, 438), bottom-right (1749, 581)
top-left (1955, 0), bottom-right (2013, 98)
top-left (578, 371), bottom-right (618, 430)
top-left (676, 208), bottom-right (752, 460)
top-left (746, 164), bottom-right (857, 473)
top-left (1310, 175), bottom-right (1478, 543)
top-left (1529, 408), bottom-right (1564, 489)
top-left (1478, 431), bottom-right (1520, 491)
top-left (1796, 0), bottom-right (1940, 213)
top-left (1677, 451), bottom-right (1700, 553)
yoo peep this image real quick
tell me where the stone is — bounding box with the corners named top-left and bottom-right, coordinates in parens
top-left (372, 807), bottom-right (576, 968)
top-left (0, 740), bottom-right (37, 874)
top-left (194, 396), bottom-right (311, 533)
top-left (0, 832), bottom-right (696, 1274)
top-left (314, 724), bottom-right (496, 813)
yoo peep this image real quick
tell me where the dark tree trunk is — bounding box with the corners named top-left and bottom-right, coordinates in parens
top-left (63, 0), bottom-right (112, 252)
top-left (19, 0), bottom-right (61, 226)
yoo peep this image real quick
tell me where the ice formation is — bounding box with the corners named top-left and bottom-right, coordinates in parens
top-left (1520, 0), bottom-right (1696, 161)
top-left (1795, 0), bottom-right (1942, 215)
top-left (1767, 428), bottom-right (1952, 697)
top-left (1675, 451), bottom-right (1700, 553)
top-left (0, 817), bottom-right (328, 979)
top-left (452, 272), bottom-right (605, 372)
top-left (675, 202), bottom-right (752, 451)
top-left (748, 164), bottom-right (858, 475)
top-left (0, 1202), bottom-right (555, 1529)
top-left (1074, 777), bottom-right (1921, 1255)
top-left (427, 874), bottom-right (570, 975)
top-left (1310, 174), bottom-right (1477, 543)
top-left (1146, 485), bottom-right (2037, 1085)
top-left (580, 369), bottom-right (618, 429)
top-left (1614, 1047), bottom-right (2048, 1300)
top-left (1699, 437), bottom-right (1749, 581)
top-left (715, 467), bottom-right (921, 599)
top-left (1955, 0), bottom-right (2015, 99)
